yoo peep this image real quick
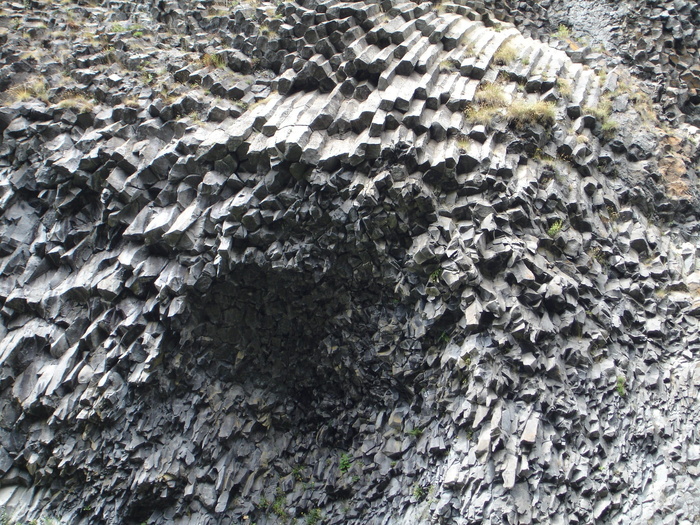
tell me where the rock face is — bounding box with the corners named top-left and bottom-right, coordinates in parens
top-left (472, 0), bottom-right (700, 124)
top-left (1, 0), bottom-right (700, 524)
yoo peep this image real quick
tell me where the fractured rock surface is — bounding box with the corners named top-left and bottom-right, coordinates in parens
top-left (1, 0), bottom-right (700, 524)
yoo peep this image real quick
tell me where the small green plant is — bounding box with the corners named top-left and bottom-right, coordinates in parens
top-left (110, 23), bottom-right (126, 32)
top-left (616, 375), bottom-right (626, 397)
top-left (429, 269), bottom-right (441, 283)
top-left (292, 465), bottom-right (305, 482)
top-left (553, 24), bottom-right (571, 39)
top-left (133, 31), bottom-right (143, 37)
top-left (305, 509), bottom-right (322, 525)
top-left (339, 453), bottom-right (352, 473)
top-left (407, 428), bottom-right (423, 438)
top-left (271, 489), bottom-right (288, 519)
top-left (412, 483), bottom-right (426, 500)
top-left (547, 219), bottom-right (563, 237)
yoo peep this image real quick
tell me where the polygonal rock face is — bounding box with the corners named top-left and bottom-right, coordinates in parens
top-left (1, 0), bottom-right (700, 524)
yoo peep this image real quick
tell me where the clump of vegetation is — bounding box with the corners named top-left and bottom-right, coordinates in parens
top-left (553, 24), bottom-right (571, 39)
top-left (7, 77), bottom-right (49, 103)
top-left (584, 98), bottom-right (611, 122)
top-left (271, 489), bottom-right (288, 519)
top-left (601, 119), bottom-right (618, 139)
top-left (110, 22), bottom-right (126, 32)
top-left (439, 58), bottom-right (460, 73)
top-left (456, 135), bottom-right (470, 151)
top-left (57, 94), bottom-right (95, 113)
top-left (407, 428), bottom-right (423, 438)
top-left (547, 219), bottom-right (563, 237)
top-left (122, 96), bottom-right (140, 108)
top-left (465, 105), bottom-right (500, 126)
top-left (493, 43), bottom-right (517, 65)
top-left (584, 97), bottom-right (619, 139)
top-left (616, 375), bottom-right (626, 397)
top-left (200, 53), bottom-right (226, 69)
top-left (412, 483), bottom-right (426, 500)
top-left (259, 22), bottom-right (278, 38)
top-left (305, 509), bottom-right (322, 525)
top-left (474, 82), bottom-right (506, 107)
top-left (628, 89), bottom-right (655, 122)
top-left (465, 82), bottom-right (508, 126)
top-left (292, 465), bottom-right (305, 481)
top-left (556, 78), bottom-right (572, 99)
top-left (507, 100), bottom-right (556, 128)
top-left (339, 453), bottom-right (352, 473)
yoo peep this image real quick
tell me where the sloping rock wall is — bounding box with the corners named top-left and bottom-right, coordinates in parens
top-left (1, 0), bottom-right (700, 524)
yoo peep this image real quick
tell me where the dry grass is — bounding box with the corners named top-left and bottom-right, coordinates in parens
top-left (200, 53), bottom-right (226, 69)
top-left (507, 100), bottom-right (556, 128)
top-left (456, 135), bottom-right (470, 151)
top-left (465, 82), bottom-right (508, 126)
top-left (474, 82), bottom-right (506, 107)
top-left (601, 120), bottom-right (618, 139)
top-left (583, 96), bottom-right (619, 138)
top-left (493, 43), bottom-right (517, 66)
top-left (658, 141), bottom-right (691, 198)
top-left (465, 106), bottom-right (500, 126)
top-left (556, 78), bottom-right (572, 99)
top-left (584, 98), bottom-right (612, 122)
top-left (57, 94), bottom-right (95, 113)
top-left (439, 59), bottom-right (460, 73)
top-left (7, 77), bottom-right (49, 103)
top-left (122, 96), bottom-right (140, 108)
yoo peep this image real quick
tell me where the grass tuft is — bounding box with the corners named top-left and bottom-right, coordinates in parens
top-left (556, 78), bottom-right (572, 99)
top-left (474, 82), bottom-right (506, 108)
top-left (57, 95), bottom-right (95, 113)
top-left (201, 53), bottom-right (226, 69)
top-left (507, 100), bottom-right (556, 128)
top-left (493, 43), bottom-right (517, 66)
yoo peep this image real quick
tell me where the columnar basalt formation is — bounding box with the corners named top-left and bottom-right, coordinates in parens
top-left (1, 0), bottom-right (700, 524)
